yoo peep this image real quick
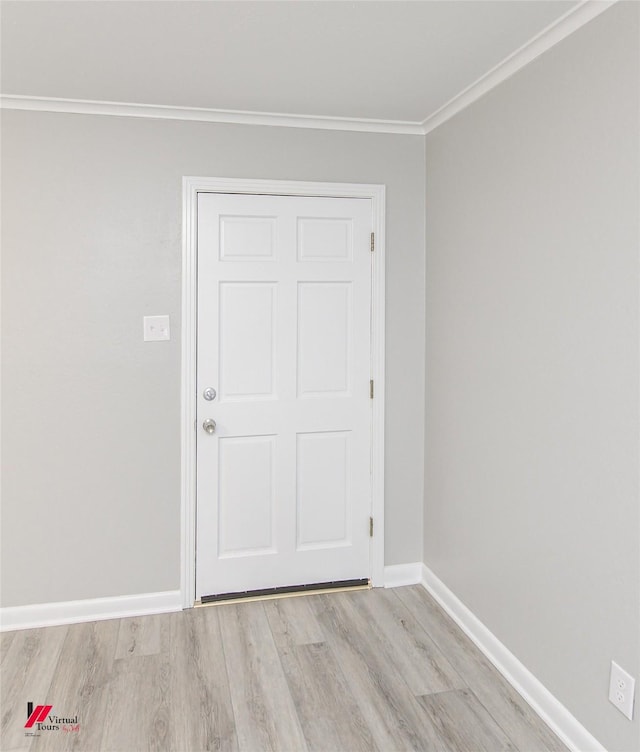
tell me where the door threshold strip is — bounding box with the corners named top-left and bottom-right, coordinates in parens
top-left (196, 578), bottom-right (370, 607)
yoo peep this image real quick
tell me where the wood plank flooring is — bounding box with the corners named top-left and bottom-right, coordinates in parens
top-left (1, 586), bottom-right (568, 752)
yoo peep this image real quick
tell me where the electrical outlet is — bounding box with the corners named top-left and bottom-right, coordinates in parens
top-left (609, 661), bottom-right (636, 720)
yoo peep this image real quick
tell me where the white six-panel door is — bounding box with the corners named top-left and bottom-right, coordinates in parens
top-left (196, 193), bottom-right (372, 598)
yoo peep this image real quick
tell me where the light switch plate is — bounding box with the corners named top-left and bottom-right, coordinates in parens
top-left (143, 315), bottom-right (170, 342)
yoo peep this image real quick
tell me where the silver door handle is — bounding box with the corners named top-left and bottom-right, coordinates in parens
top-left (202, 419), bottom-right (217, 434)
top-left (203, 387), bottom-right (217, 401)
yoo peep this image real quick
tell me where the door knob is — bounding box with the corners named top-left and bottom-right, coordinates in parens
top-left (202, 418), bottom-right (216, 434)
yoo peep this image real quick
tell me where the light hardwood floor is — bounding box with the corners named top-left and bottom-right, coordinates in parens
top-left (1, 585), bottom-right (568, 752)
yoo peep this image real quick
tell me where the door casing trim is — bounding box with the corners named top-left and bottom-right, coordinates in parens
top-left (181, 176), bottom-right (386, 608)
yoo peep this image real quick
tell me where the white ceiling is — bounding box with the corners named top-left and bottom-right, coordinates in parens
top-left (2, 1), bottom-right (582, 125)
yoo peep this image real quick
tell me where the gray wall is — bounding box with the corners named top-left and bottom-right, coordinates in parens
top-left (424, 4), bottom-right (639, 751)
top-left (1, 114), bottom-right (425, 607)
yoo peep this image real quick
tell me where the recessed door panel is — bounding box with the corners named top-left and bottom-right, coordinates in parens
top-left (218, 435), bottom-right (276, 558)
top-left (220, 215), bottom-right (276, 260)
top-left (219, 282), bottom-right (276, 400)
top-left (298, 282), bottom-right (351, 397)
top-left (296, 431), bottom-right (350, 550)
top-left (297, 218), bottom-right (352, 261)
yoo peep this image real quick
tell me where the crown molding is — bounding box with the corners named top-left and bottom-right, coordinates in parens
top-left (0, 95), bottom-right (425, 135)
top-left (0, 1), bottom-right (617, 137)
top-left (421, 0), bottom-right (617, 134)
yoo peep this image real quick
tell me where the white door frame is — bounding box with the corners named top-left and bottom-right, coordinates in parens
top-left (180, 176), bottom-right (385, 608)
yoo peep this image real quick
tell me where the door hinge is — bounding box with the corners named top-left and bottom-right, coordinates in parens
top-left (369, 379), bottom-right (374, 399)
top-left (370, 232), bottom-right (375, 252)
top-left (369, 516), bottom-right (374, 537)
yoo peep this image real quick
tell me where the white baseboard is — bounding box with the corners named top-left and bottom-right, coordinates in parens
top-left (383, 562), bottom-right (423, 588)
top-left (421, 565), bottom-right (605, 752)
top-left (0, 590), bottom-right (182, 632)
